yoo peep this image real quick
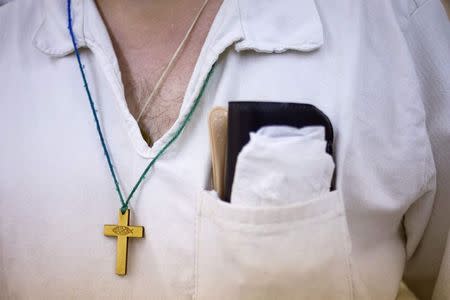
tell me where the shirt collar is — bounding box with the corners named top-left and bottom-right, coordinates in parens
top-left (33, 0), bottom-right (324, 57)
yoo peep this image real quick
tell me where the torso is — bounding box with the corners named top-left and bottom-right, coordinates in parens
top-left (0, 0), bottom-right (440, 299)
top-left (96, 0), bottom-right (223, 145)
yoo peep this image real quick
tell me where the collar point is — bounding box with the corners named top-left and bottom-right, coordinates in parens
top-left (33, 0), bottom-right (86, 57)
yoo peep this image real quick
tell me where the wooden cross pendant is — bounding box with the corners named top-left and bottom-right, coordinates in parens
top-left (104, 209), bottom-right (144, 275)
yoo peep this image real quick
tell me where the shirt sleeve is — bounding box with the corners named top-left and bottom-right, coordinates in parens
top-left (401, 1), bottom-right (450, 299)
top-left (432, 231), bottom-right (450, 300)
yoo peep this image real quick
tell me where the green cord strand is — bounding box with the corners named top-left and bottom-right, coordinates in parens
top-left (122, 66), bottom-right (215, 213)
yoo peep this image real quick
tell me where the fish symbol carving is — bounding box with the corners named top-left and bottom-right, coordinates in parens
top-left (112, 226), bottom-right (133, 236)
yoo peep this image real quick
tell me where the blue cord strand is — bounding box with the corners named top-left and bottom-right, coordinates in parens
top-left (67, 0), bottom-right (126, 208)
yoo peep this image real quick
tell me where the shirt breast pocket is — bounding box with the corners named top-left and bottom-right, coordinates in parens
top-left (194, 190), bottom-right (358, 300)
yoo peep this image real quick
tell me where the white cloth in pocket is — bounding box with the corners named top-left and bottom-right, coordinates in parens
top-left (231, 126), bottom-right (335, 206)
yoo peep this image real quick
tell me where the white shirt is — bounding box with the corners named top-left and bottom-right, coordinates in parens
top-left (0, 0), bottom-right (449, 299)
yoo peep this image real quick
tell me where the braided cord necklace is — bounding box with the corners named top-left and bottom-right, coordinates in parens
top-left (67, 0), bottom-right (214, 275)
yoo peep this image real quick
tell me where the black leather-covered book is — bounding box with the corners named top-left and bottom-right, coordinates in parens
top-left (224, 101), bottom-right (335, 202)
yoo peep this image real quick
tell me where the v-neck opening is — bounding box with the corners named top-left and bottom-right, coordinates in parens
top-left (123, 52), bottom-right (218, 159)
top-left (82, 0), bottom-right (244, 159)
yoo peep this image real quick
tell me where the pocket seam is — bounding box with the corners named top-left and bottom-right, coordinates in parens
top-left (339, 207), bottom-right (355, 300)
top-left (200, 189), bottom-right (343, 226)
top-left (193, 196), bottom-right (202, 300)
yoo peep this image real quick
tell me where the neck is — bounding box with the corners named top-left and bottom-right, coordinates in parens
top-left (97, 1), bottom-right (209, 45)
top-left (96, 0), bottom-right (212, 85)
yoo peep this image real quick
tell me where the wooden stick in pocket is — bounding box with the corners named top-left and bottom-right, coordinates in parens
top-left (208, 107), bottom-right (228, 199)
